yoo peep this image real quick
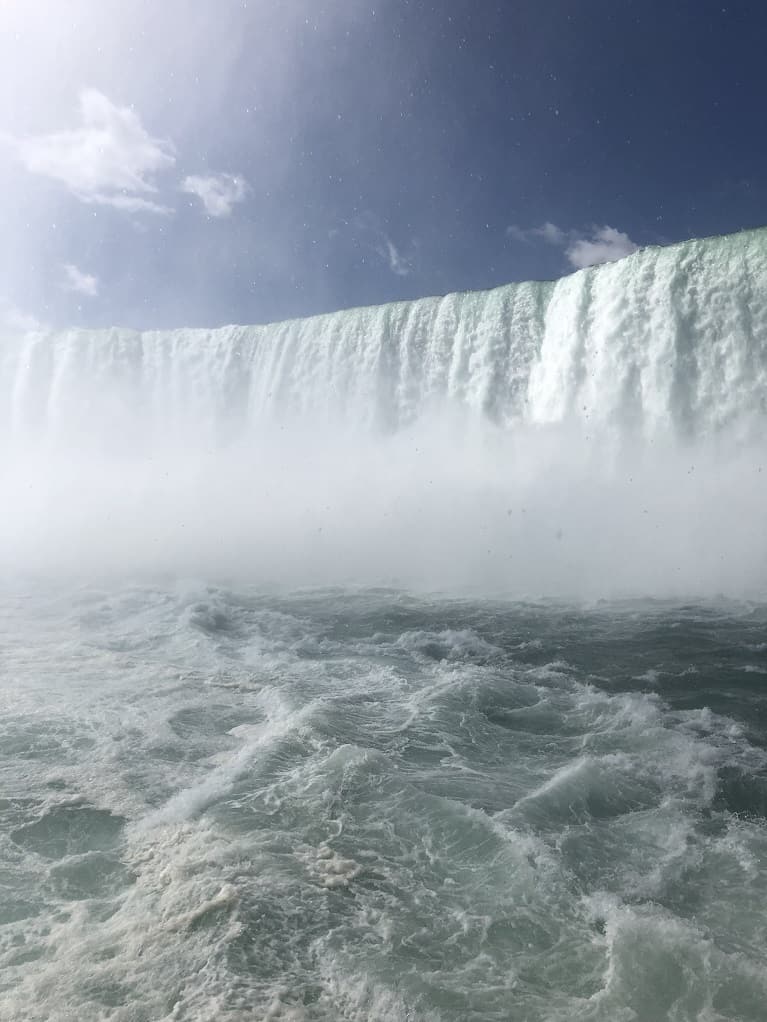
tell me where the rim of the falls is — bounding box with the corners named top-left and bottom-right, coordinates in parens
top-left (2, 223), bottom-right (767, 442)
top-left (13, 222), bottom-right (766, 332)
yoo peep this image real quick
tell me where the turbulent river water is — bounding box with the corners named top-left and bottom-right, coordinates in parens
top-left (1, 228), bottom-right (767, 1019)
top-left (1, 586), bottom-right (766, 1021)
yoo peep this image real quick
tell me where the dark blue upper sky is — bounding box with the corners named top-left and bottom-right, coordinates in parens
top-left (1, 0), bottom-right (765, 329)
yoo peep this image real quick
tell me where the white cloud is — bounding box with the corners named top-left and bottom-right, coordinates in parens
top-left (88, 192), bottom-right (172, 214)
top-left (507, 222), bottom-right (566, 245)
top-left (506, 224), bottom-right (529, 242)
top-left (181, 173), bottom-right (248, 217)
top-left (534, 222), bottom-right (567, 245)
top-left (382, 237), bottom-right (412, 277)
top-left (350, 212), bottom-right (416, 277)
top-left (3, 89), bottom-right (175, 214)
top-left (62, 263), bottom-right (98, 297)
top-left (565, 226), bottom-right (639, 268)
top-left (507, 221), bottom-right (639, 268)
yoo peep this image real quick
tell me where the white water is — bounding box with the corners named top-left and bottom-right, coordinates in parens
top-left (2, 585), bottom-right (766, 1021)
top-left (1, 228), bottom-right (767, 593)
top-left (2, 230), bottom-right (767, 1021)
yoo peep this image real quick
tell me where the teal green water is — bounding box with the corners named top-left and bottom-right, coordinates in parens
top-left (1, 584), bottom-right (765, 1021)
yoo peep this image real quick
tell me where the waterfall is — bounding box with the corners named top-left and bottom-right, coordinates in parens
top-left (3, 228), bottom-right (766, 450)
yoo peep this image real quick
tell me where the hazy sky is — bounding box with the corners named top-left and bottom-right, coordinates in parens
top-left (1, 0), bottom-right (765, 329)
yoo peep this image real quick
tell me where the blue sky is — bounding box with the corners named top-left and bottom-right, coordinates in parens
top-left (1, 0), bottom-right (765, 330)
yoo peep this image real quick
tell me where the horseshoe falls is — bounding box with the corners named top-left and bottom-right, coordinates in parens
top-left (2, 226), bottom-right (767, 591)
top-left (1, 229), bottom-right (767, 1022)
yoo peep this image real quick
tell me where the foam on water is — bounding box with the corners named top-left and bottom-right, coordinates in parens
top-left (1, 586), bottom-right (765, 1020)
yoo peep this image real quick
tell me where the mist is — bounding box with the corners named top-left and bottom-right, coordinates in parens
top-left (0, 407), bottom-right (763, 598)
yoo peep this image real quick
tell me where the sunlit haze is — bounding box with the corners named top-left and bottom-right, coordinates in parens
top-left (2, 2), bottom-right (767, 329)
